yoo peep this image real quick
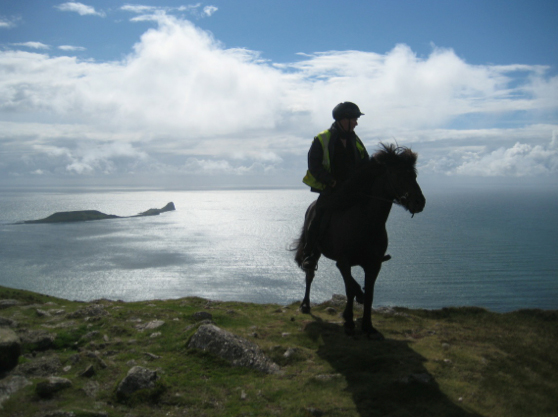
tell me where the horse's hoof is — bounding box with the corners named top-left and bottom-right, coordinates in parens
top-left (300, 305), bottom-right (311, 314)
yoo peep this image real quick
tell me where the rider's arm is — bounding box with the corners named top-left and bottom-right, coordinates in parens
top-left (308, 137), bottom-right (335, 187)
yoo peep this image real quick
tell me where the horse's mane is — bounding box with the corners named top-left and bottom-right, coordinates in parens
top-left (335, 143), bottom-right (417, 202)
top-left (372, 143), bottom-right (417, 173)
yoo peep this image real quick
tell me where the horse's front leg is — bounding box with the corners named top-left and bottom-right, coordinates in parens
top-left (336, 261), bottom-right (357, 334)
top-left (300, 268), bottom-right (315, 314)
top-left (362, 262), bottom-right (384, 340)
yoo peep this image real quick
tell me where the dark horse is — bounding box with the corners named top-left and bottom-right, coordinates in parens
top-left (293, 143), bottom-right (426, 338)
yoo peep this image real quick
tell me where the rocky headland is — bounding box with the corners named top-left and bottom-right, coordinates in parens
top-left (22, 202), bottom-right (175, 224)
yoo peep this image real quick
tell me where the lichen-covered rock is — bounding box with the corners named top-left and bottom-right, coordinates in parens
top-left (19, 329), bottom-right (56, 351)
top-left (188, 324), bottom-right (281, 374)
top-left (0, 300), bottom-right (21, 310)
top-left (192, 311), bottom-right (213, 321)
top-left (66, 304), bottom-right (108, 319)
top-left (0, 375), bottom-right (31, 408)
top-left (17, 354), bottom-right (62, 377)
top-left (0, 327), bottom-right (21, 371)
top-left (116, 366), bottom-right (159, 401)
top-left (35, 376), bottom-right (73, 398)
top-left (0, 316), bottom-right (18, 327)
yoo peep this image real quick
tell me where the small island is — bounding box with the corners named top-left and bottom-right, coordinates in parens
top-left (22, 202), bottom-right (175, 224)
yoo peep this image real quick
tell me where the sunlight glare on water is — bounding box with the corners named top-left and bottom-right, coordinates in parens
top-left (0, 187), bottom-right (557, 312)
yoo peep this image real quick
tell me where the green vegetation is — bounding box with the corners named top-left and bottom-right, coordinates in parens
top-left (1, 286), bottom-right (557, 417)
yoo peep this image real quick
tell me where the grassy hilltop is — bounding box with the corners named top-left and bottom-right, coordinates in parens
top-left (0, 285), bottom-right (557, 417)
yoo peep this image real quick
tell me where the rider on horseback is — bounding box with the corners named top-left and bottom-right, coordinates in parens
top-left (301, 102), bottom-right (369, 270)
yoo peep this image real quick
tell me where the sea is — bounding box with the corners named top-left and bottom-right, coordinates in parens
top-left (0, 186), bottom-right (556, 313)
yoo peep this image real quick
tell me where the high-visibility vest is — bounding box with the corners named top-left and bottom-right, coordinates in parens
top-left (302, 129), bottom-right (367, 190)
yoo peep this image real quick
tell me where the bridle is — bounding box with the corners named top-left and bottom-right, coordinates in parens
top-left (360, 168), bottom-right (415, 216)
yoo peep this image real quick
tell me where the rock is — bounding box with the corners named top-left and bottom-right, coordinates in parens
top-left (313, 373), bottom-right (342, 382)
top-left (137, 320), bottom-right (165, 332)
top-left (0, 375), bottom-right (32, 408)
top-left (330, 294), bottom-right (347, 306)
top-left (188, 324), bottom-right (281, 374)
top-left (325, 307), bottom-right (337, 315)
top-left (305, 408), bottom-right (325, 417)
top-left (135, 202), bottom-right (176, 216)
top-left (283, 347), bottom-right (300, 359)
top-left (144, 352), bottom-right (161, 360)
top-left (19, 329), bottom-right (56, 351)
top-left (36, 309), bottom-right (51, 317)
top-left (79, 364), bottom-right (95, 378)
top-left (0, 328), bottom-right (21, 371)
top-left (192, 311), bottom-right (213, 321)
top-left (0, 316), bottom-right (18, 327)
top-left (67, 304), bottom-right (108, 319)
top-left (81, 380), bottom-right (100, 398)
top-left (17, 355), bottom-right (62, 377)
top-left (116, 366), bottom-right (159, 401)
top-left (0, 300), bottom-right (21, 310)
top-left (35, 376), bottom-right (73, 398)
top-left (184, 319), bottom-right (213, 332)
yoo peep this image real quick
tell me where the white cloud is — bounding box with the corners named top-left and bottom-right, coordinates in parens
top-left (122, 4), bottom-right (217, 19)
top-left (422, 131), bottom-right (558, 177)
top-left (121, 5), bottom-right (157, 14)
top-left (58, 45), bottom-right (86, 51)
top-left (0, 14), bottom-right (556, 183)
top-left (0, 16), bottom-right (19, 29)
top-left (203, 6), bottom-right (218, 17)
top-left (12, 42), bottom-right (50, 49)
top-left (55, 2), bottom-right (105, 17)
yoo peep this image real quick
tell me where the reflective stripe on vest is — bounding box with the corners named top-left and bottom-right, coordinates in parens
top-left (302, 130), bottom-right (367, 190)
top-left (302, 130), bottom-right (331, 190)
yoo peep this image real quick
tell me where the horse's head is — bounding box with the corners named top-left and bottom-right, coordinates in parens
top-left (373, 144), bottom-right (426, 215)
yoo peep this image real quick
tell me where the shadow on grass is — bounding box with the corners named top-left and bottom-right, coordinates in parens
top-left (304, 317), bottom-right (483, 417)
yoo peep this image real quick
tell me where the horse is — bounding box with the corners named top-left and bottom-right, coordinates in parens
top-left (293, 143), bottom-right (426, 339)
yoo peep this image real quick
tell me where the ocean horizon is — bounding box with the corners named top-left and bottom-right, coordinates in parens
top-left (0, 185), bottom-right (556, 313)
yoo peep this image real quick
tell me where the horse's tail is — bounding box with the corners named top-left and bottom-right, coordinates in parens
top-left (290, 225), bottom-right (307, 269)
top-left (290, 200), bottom-right (317, 269)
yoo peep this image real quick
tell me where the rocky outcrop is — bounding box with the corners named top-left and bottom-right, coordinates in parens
top-left (35, 376), bottom-right (73, 398)
top-left (0, 376), bottom-right (31, 408)
top-left (116, 366), bottom-right (160, 401)
top-left (22, 202), bottom-right (175, 224)
top-left (18, 329), bottom-right (56, 351)
top-left (0, 328), bottom-right (20, 371)
top-left (188, 324), bottom-right (281, 374)
top-left (134, 202), bottom-right (176, 217)
top-left (0, 300), bottom-right (21, 310)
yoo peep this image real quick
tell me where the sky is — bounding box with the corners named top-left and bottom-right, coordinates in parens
top-left (1, 0), bottom-right (557, 190)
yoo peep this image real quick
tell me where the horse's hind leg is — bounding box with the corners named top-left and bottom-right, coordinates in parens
top-left (300, 268), bottom-right (315, 314)
top-left (336, 261), bottom-right (357, 334)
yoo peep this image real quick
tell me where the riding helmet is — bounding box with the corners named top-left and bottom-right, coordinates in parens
top-left (332, 102), bottom-right (364, 120)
